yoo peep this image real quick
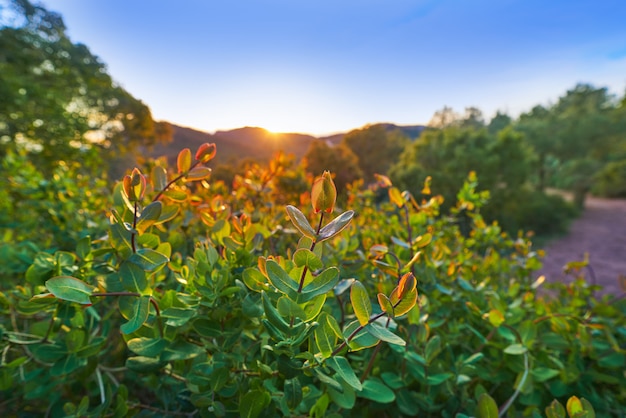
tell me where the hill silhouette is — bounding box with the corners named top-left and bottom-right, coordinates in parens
top-left (126, 122), bottom-right (425, 173)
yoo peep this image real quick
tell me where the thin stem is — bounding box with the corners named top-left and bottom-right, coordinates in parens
top-left (131, 201), bottom-right (138, 253)
top-left (95, 367), bottom-right (106, 404)
top-left (361, 316), bottom-right (391, 382)
top-left (153, 161), bottom-right (202, 202)
top-left (297, 212), bottom-right (324, 293)
top-left (497, 325), bottom-right (530, 417)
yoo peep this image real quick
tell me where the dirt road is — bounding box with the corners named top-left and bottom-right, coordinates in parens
top-left (538, 195), bottom-right (626, 296)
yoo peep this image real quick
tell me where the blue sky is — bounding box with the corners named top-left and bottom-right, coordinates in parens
top-left (43, 0), bottom-right (626, 135)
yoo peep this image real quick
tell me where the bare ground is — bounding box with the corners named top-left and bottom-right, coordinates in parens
top-left (537, 194), bottom-right (626, 296)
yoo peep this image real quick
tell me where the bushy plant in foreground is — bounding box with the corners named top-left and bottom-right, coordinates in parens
top-left (0, 145), bottom-right (623, 417)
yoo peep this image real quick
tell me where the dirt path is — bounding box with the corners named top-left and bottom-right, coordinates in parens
top-left (538, 195), bottom-right (626, 296)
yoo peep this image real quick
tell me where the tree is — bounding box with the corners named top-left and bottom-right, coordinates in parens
top-left (342, 124), bottom-right (408, 182)
top-left (488, 111), bottom-right (512, 135)
top-left (303, 139), bottom-right (362, 191)
top-left (0, 0), bottom-right (170, 175)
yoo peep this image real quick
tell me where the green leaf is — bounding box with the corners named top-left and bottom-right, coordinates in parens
top-left (463, 352), bottom-right (484, 365)
top-left (265, 260), bottom-right (298, 299)
top-left (277, 296), bottom-right (307, 321)
top-left (293, 248), bottom-right (323, 270)
top-left (580, 398), bottom-right (596, 418)
top-left (350, 281), bottom-right (371, 326)
top-left (532, 367), bottom-right (560, 382)
top-left (545, 399), bottom-right (566, 418)
top-left (161, 339), bottom-right (205, 361)
top-left (476, 393), bottom-right (499, 418)
top-left (284, 377), bottom-right (303, 410)
top-left (427, 372), bottom-right (453, 385)
top-left (126, 356), bottom-right (167, 372)
top-left (45, 276), bottom-right (94, 305)
top-left (425, 335), bottom-right (442, 363)
top-left (359, 378), bottom-right (395, 403)
top-left (120, 295), bottom-right (151, 334)
top-left (303, 294), bottom-right (326, 321)
top-left (334, 278), bottom-right (355, 296)
top-left (243, 267), bottom-right (269, 293)
top-left (76, 236), bottom-right (91, 260)
top-left (300, 267), bottom-right (340, 302)
top-left (326, 356), bottom-right (362, 391)
top-left (315, 313), bottom-right (338, 358)
top-left (151, 165), bottom-right (168, 191)
top-left (119, 261), bottom-right (148, 294)
top-left (262, 291), bottom-right (291, 334)
top-left (127, 338), bottom-right (166, 357)
top-left (128, 248), bottom-right (169, 271)
top-left (488, 309), bottom-right (505, 327)
top-left (344, 320), bottom-right (379, 351)
top-left (365, 323), bottom-right (406, 346)
top-left (186, 166), bottom-right (211, 181)
top-left (317, 210), bottom-right (354, 242)
top-left (389, 285), bottom-right (418, 317)
top-left (239, 390), bottom-right (271, 418)
top-left (285, 205), bottom-right (316, 239)
top-left (377, 293), bottom-right (394, 316)
top-left (156, 204), bottom-right (180, 224)
top-left (504, 343), bottom-right (528, 355)
top-left (136, 201), bottom-right (162, 233)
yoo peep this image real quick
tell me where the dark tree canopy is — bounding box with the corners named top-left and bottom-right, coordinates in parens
top-left (0, 0), bottom-right (171, 174)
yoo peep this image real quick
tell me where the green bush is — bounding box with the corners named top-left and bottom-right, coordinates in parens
top-left (0, 146), bottom-right (622, 417)
top-left (592, 159), bottom-right (626, 198)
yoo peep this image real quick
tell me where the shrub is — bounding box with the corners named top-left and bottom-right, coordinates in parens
top-left (0, 146), bottom-right (622, 417)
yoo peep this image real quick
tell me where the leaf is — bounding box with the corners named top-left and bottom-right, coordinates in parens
top-left (365, 323), bottom-right (406, 346)
top-left (239, 390), bottom-right (271, 418)
top-left (425, 335), bottom-right (442, 363)
top-left (359, 378), bottom-right (395, 403)
top-left (303, 294), bottom-right (326, 322)
top-left (285, 205), bottom-right (316, 239)
top-left (476, 393), bottom-right (499, 418)
top-left (45, 276), bottom-right (94, 305)
top-left (177, 148), bottom-right (192, 173)
top-left (350, 281), bottom-right (372, 326)
top-left (317, 210), bottom-right (355, 242)
top-left (265, 260), bottom-right (298, 299)
top-left (136, 201), bottom-right (162, 233)
top-left (151, 165), bottom-right (168, 191)
top-left (186, 166), bottom-right (211, 181)
top-left (119, 261), bottom-right (148, 294)
top-left (300, 267), bottom-right (340, 302)
top-left (488, 309), bottom-right (505, 327)
top-left (377, 293), bottom-right (394, 316)
top-left (242, 268), bottom-right (269, 292)
top-left (277, 296), bottom-right (307, 321)
top-left (504, 343), bottom-right (528, 355)
top-left (161, 339), bottom-right (205, 361)
top-left (545, 399), bottom-right (566, 418)
top-left (334, 278), bottom-right (355, 296)
top-left (566, 396), bottom-right (583, 417)
top-left (127, 338), bottom-right (166, 357)
top-left (262, 291), bottom-right (291, 334)
top-left (315, 313), bottom-right (338, 358)
top-left (284, 377), bottom-right (302, 410)
top-left (427, 372), bottom-right (453, 385)
top-left (344, 320), bottom-right (379, 351)
top-left (532, 367), bottom-right (560, 382)
top-left (293, 248), bottom-right (323, 271)
top-left (389, 187), bottom-right (405, 208)
top-left (389, 285), bottom-right (418, 317)
top-left (155, 204), bottom-right (179, 224)
top-left (120, 295), bottom-right (151, 334)
top-left (128, 248), bottom-right (169, 271)
top-left (326, 356), bottom-right (362, 391)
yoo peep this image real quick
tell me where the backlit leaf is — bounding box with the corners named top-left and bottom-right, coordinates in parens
top-left (477, 393), bottom-right (499, 418)
top-left (326, 356), bottom-right (362, 391)
top-left (127, 338), bottom-right (166, 357)
top-left (300, 267), bottom-right (339, 303)
top-left (186, 166), bottom-right (211, 181)
top-left (128, 248), bottom-right (169, 271)
top-left (119, 261), bottom-right (148, 294)
top-left (318, 210), bottom-right (354, 242)
top-left (504, 343), bottom-right (527, 355)
top-left (365, 323), bottom-right (405, 346)
top-left (350, 281), bottom-right (371, 326)
top-left (177, 148), bottom-right (191, 173)
top-left (265, 260), bottom-right (298, 299)
top-left (136, 201), bottom-right (162, 233)
top-left (285, 205), bottom-right (316, 239)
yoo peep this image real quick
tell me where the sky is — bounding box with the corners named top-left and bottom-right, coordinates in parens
top-left (42, 0), bottom-right (626, 136)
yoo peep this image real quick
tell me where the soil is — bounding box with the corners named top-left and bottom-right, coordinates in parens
top-left (537, 194), bottom-right (626, 297)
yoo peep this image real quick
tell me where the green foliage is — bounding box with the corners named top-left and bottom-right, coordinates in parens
top-left (591, 159), bottom-right (626, 198)
top-left (0, 141), bottom-right (623, 417)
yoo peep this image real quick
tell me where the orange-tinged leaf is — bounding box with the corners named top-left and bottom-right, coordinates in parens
top-left (487, 309), bottom-right (505, 327)
top-left (389, 286), bottom-right (417, 317)
top-left (374, 173), bottom-right (393, 187)
top-left (177, 148), bottom-right (192, 173)
top-left (566, 396), bottom-right (583, 417)
top-left (377, 293), bottom-right (394, 316)
top-left (388, 187), bottom-right (404, 208)
top-left (421, 176), bottom-right (432, 195)
top-left (195, 143), bottom-right (216, 163)
top-left (397, 273), bottom-right (416, 299)
top-left (186, 167), bottom-right (211, 181)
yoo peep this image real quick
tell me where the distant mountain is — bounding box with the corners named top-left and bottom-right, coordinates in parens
top-left (138, 122), bottom-right (426, 167)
